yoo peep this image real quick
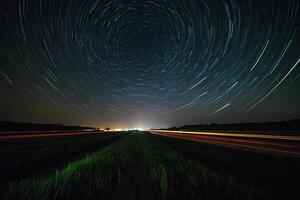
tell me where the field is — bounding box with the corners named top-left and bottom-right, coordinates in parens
top-left (1, 131), bottom-right (299, 200)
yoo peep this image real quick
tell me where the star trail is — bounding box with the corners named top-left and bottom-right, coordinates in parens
top-left (0, 0), bottom-right (299, 128)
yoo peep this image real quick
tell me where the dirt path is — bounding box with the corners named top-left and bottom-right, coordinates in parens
top-left (112, 132), bottom-right (161, 200)
top-left (111, 165), bottom-right (161, 200)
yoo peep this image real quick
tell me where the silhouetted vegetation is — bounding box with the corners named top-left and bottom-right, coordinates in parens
top-left (166, 119), bottom-right (300, 132)
top-left (0, 121), bottom-right (94, 132)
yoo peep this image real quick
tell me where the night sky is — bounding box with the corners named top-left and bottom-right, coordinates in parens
top-left (0, 0), bottom-right (299, 129)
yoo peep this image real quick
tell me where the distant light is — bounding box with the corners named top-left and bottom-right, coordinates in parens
top-left (134, 127), bottom-right (147, 131)
top-left (121, 127), bottom-right (148, 131)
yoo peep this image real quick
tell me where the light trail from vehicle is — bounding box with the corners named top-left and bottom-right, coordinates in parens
top-left (147, 130), bottom-right (300, 158)
top-left (148, 130), bottom-right (300, 141)
top-left (0, 131), bottom-right (101, 140)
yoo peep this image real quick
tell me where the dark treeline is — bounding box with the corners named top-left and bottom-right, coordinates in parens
top-left (0, 121), bottom-right (93, 132)
top-left (167, 119), bottom-right (300, 132)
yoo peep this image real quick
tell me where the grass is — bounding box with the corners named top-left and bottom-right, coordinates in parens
top-left (152, 134), bottom-right (300, 199)
top-left (1, 131), bottom-right (299, 200)
top-left (0, 132), bottom-right (125, 181)
top-left (2, 133), bottom-right (137, 200)
top-left (138, 134), bottom-right (259, 200)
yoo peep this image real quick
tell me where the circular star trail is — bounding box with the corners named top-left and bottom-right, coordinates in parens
top-left (0, 0), bottom-right (299, 128)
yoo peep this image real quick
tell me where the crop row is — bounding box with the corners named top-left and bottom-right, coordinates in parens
top-left (2, 133), bottom-right (137, 200)
top-left (139, 134), bottom-right (259, 200)
top-left (0, 132), bottom-right (125, 181)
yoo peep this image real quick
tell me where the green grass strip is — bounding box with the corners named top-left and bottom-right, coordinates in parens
top-left (3, 134), bottom-right (137, 200)
top-left (139, 133), bottom-right (262, 200)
